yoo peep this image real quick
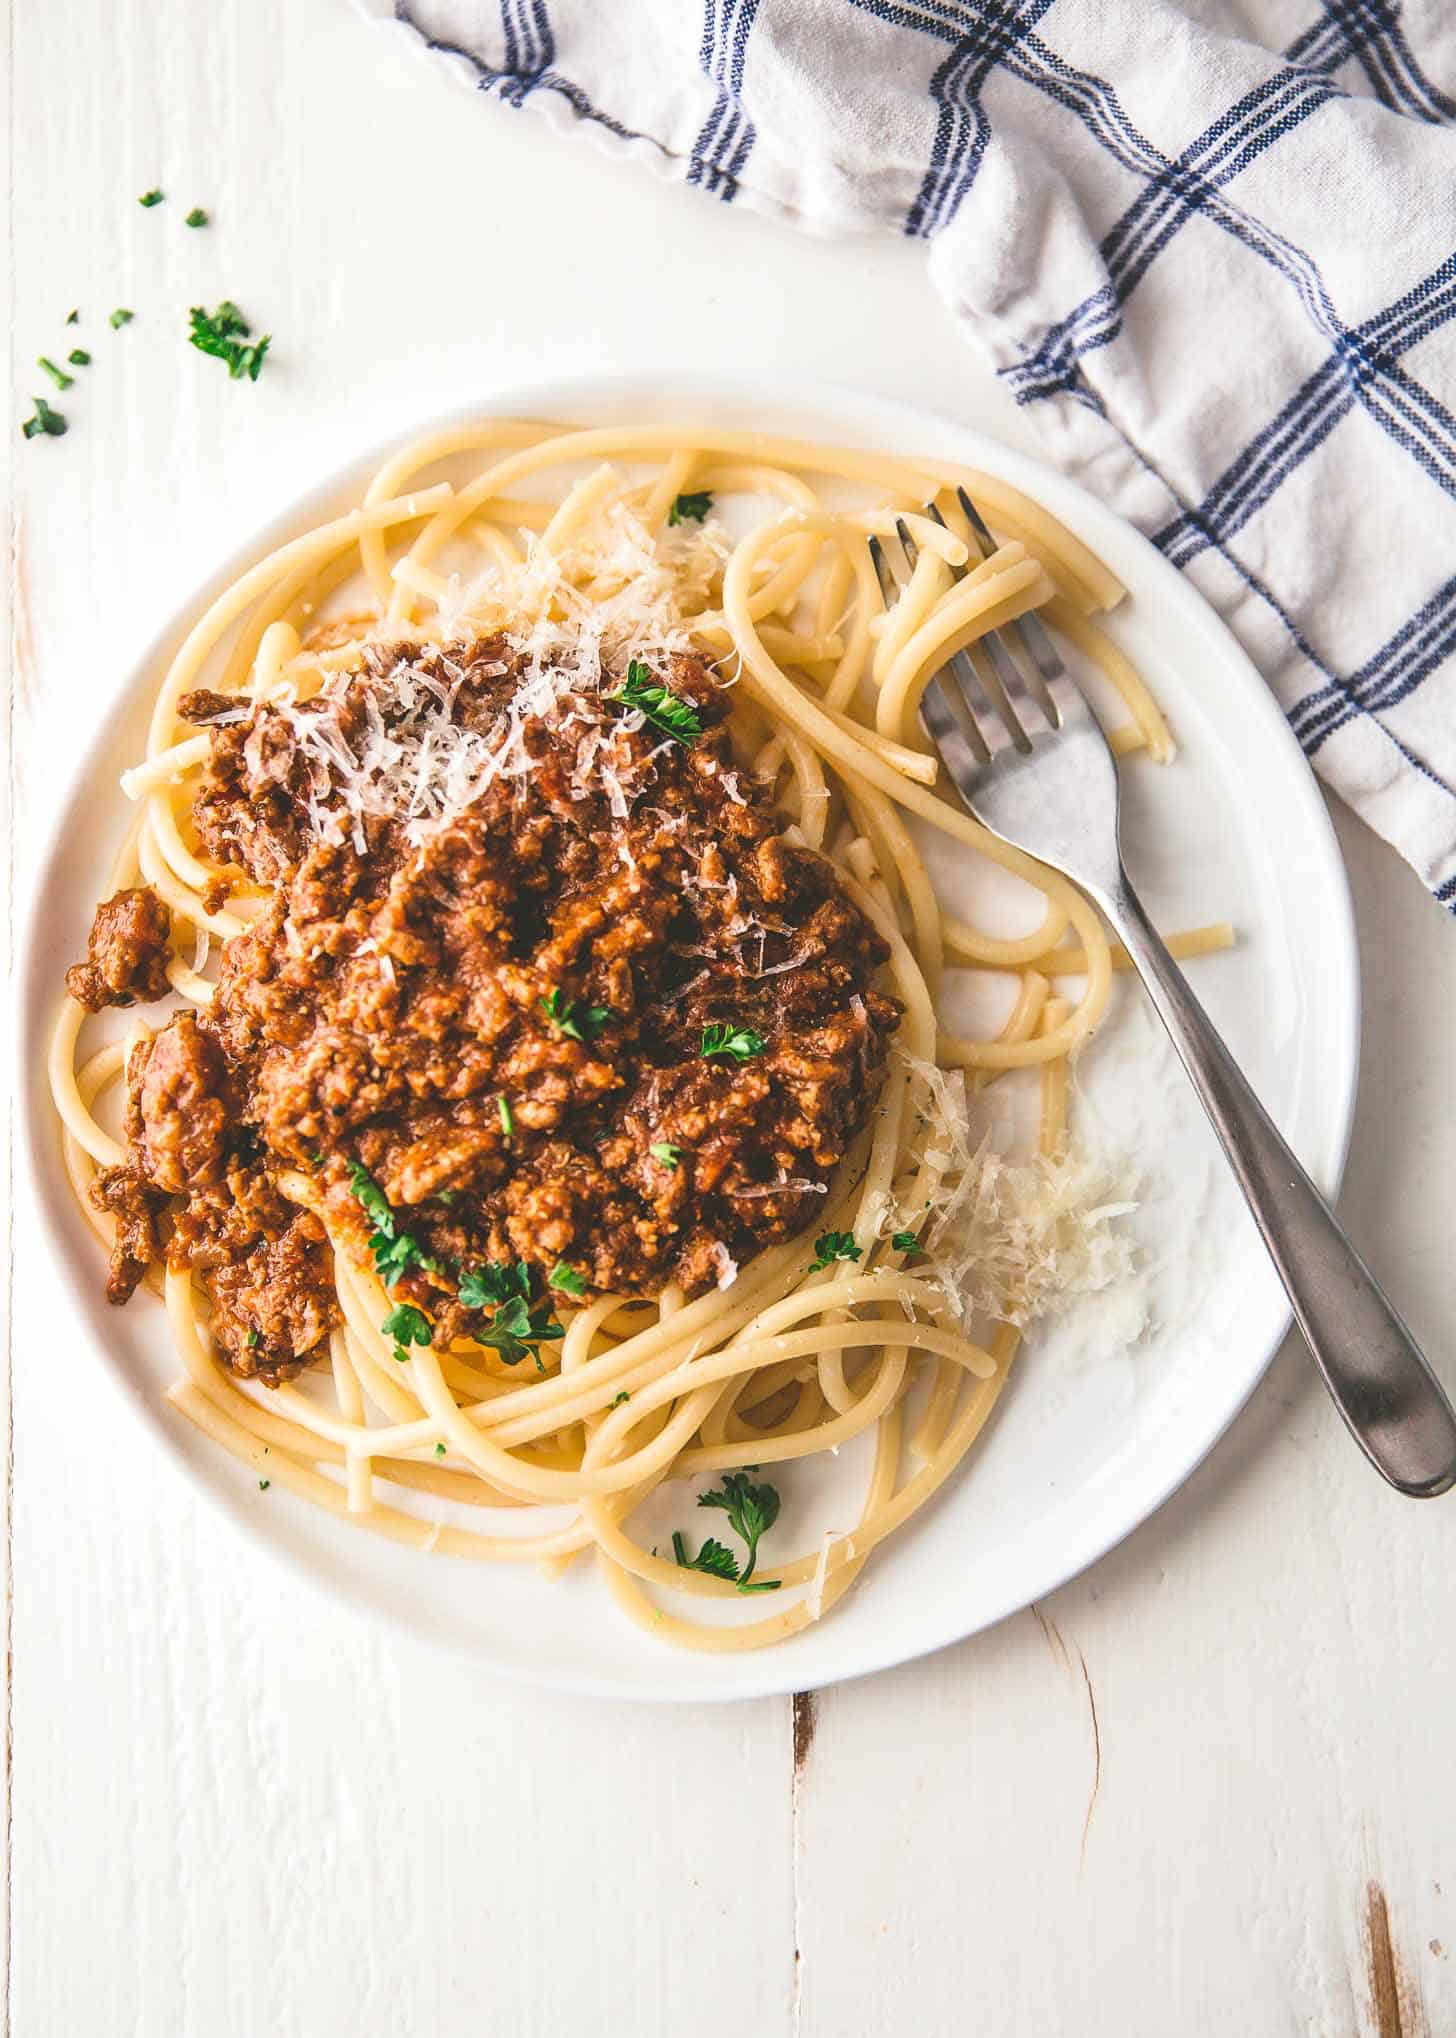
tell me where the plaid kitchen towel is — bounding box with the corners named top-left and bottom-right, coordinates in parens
top-left (360, 0), bottom-right (1456, 904)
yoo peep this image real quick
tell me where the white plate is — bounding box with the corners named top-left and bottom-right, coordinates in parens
top-left (19, 374), bottom-right (1359, 1702)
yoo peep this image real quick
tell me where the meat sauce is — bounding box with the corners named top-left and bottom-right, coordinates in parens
top-left (74, 637), bottom-right (900, 1383)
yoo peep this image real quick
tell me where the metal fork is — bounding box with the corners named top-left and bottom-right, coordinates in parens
top-left (870, 494), bottom-right (1456, 1498)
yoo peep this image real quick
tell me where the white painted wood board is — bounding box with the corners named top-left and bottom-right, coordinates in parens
top-left (5, 3), bottom-right (1453, 2031)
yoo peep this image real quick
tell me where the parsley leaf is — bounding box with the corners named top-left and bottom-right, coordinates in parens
top-left (37, 356), bottom-right (73, 391)
top-left (458, 1264), bottom-right (564, 1366)
top-left (65, 309), bottom-right (79, 326)
top-left (457, 1261), bottom-right (531, 1310)
top-left (246, 1328), bottom-right (260, 1349)
top-left (668, 490), bottom-right (713, 526)
top-left (698, 1470), bottom-right (782, 1588)
top-left (258, 1478), bottom-right (271, 1491)
top-left (891, 1229), bottom-right (922, 1256)
top-left (607, 660), bottom-right (702, 744)
top-left (139, 188), bottom-right (164, 207)
top-left (672, 1531), bottom-right (741, 1582)
top-left (185, 206), bottom-right (209, 228)
top-left (109, 307), bottom-right (134, 329)
top-left (539, 989), bottom-right (610, 1042)
top-left (649, 1141), bottom-right (681, 1169)
top-left (548, 1262), bottom-right (587, 1296)
top-left (497, 1093), bottom-right (514, 1137)
top-left (21, 395), bottom-right (66, 440)
top-left (348, 1163), bottom-right (444, 1288)
top-left (473, 1294), bottom-right (564, 1369)
top-left (610, 1391), bottom-right (631, 1409)
top-left (68, 348), bottom-right (91, 367)
top-left (188, 299), bottom-right (271, 382)
top-left (435, 1442), bottom-right (447, 1457)
top-left (701, 1022), bottom-right (766, 1062)
top-left (381, 1303), bottom-right (432, 1350)
top-left (809, 1231), bottom-right (862, 1273)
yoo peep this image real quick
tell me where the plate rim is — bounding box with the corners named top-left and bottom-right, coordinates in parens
top-left (16, 369), bottom-right (1361, 1702)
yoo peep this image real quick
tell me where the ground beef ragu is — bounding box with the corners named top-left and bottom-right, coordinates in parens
top-left (66, 886), bottom-right (172, 1012)
top-left (72, 634), bottom-right (900, 1383)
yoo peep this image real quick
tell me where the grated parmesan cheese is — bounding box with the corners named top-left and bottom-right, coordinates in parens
top-left (265, 501), bottom-right (732, 853)
top-left (807, 1529), bottom-right (841, 1622)
top-left (710, 1242), bottom-right (740, 1291)
top-left (897, 1051), bottom-right (1139, 1330)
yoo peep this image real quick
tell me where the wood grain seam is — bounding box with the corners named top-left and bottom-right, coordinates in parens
top-left (1365, 1879), bottom-right (1428, 2038)
top-left (4, 0), bottom-right (20, 2014)
top-left (1032, 1607), bottom-right (1101, 1866)
top-left (791, 1691), bottom-right (817, 2036)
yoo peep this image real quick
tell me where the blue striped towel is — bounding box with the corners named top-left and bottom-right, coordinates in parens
top-left (361, 0), bottom-right (1456, 905)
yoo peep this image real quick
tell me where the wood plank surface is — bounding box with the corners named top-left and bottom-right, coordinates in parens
top-left (5, 4), bottom-right (1453, 2031)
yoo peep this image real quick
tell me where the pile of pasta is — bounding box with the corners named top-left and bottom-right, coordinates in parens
top-left (49, 420), bottom-right (1230, 1649)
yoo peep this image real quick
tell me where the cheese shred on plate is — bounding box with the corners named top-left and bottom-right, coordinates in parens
top-left (897, 1052), bottom-right (1139, 1330)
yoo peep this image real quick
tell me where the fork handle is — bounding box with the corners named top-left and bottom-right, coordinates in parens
top-left (1099, 874), bottom-right (1456, 1498)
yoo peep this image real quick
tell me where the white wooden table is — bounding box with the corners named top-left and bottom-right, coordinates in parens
top-left (6, 5), bottom-right (1455, 2032)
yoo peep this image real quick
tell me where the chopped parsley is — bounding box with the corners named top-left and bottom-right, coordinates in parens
top-left (457, 1261), bottom-right (564, 1368)
top-left (435, 1442), bottom-right (447, 1457)
top-left (65, 309), bottom-right (79, 326)
top-left (475, 1295), bottom-right (564, 1369)
top-left (187, 299), bottom-right (271, 382)
top-left (548, 1262), bottom-right (587, 1296)
top-left (672, 1533), bottom-right (741, 1581)
top-left (649, 1141), bottom-right (681, 1169)
top-left (497, 1093), bottom-right (514, 1137)
top-left (607, 660), bottom-right (702, 744)
top-left (539, 989), bottom-right (610, 1042)
top-left (673, 1471), bottom-right (783, 1592)
top-left (668, 490), bottom-right (713, 526)
top-left (67, 348), bottom-right (91, 367)
top-left (457, 1260), bottom-right (530, 1310)
top-left (891, 1230), bottom-right (922, 1257)
top-left (348, 1162), bottom-right (444, 1288)
top-left (701, 1022), bottom-right (766, 1062)
top-left (610, 1391), bottom-right (631, 1409)
top-left (258, 1478), bottom-right (271, 1491)
top-left (21, 396), bottom-right (66, 440)
top-left (246, 1328), bottom-right (260, 1349)
top-left (185, 206), bottom-right (209, 228)
top-left (109, 307), bottom-right (134, 329)
top-left (139, 188), bottom-right (164, 207)
top-left (809, 1231), bottom-right (862, 1273)
top-left (37, 355), bottom-right (73, 391)
top-left (381, 1302), bottom-right (433, 1363)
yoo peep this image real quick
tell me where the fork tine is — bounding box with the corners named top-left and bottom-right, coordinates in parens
top-left (869, 532), bottom-right (993, 767)
top-left (954, 484), bottom-right (1080, 725)
top-left (930, 491), bottom-right (1063, 733)
top-left (908, 510), bottom-right (1056, 749)
top-left (891, 517), bottom-right (1024, 761)
top-left (954, 484), bottom-right (997, 561)
top-left (867, 533), bottom-right (902, 606)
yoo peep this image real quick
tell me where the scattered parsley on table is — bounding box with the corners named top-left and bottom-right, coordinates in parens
top-left (187, 300), bottom-right (270, 382)
top-left (20, 396), bottom-right (66, 440)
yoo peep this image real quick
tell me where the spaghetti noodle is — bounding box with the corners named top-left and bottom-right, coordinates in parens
top-left (48, 418), bottom-right (1231, 1650)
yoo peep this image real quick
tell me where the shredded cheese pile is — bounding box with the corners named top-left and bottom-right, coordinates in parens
top-left (898, 1052), bottom-right (1139, 1330)
top-left (417, 496), bottom-right (728, 692)
top-left (278, 500), bottom-right (731, 853)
